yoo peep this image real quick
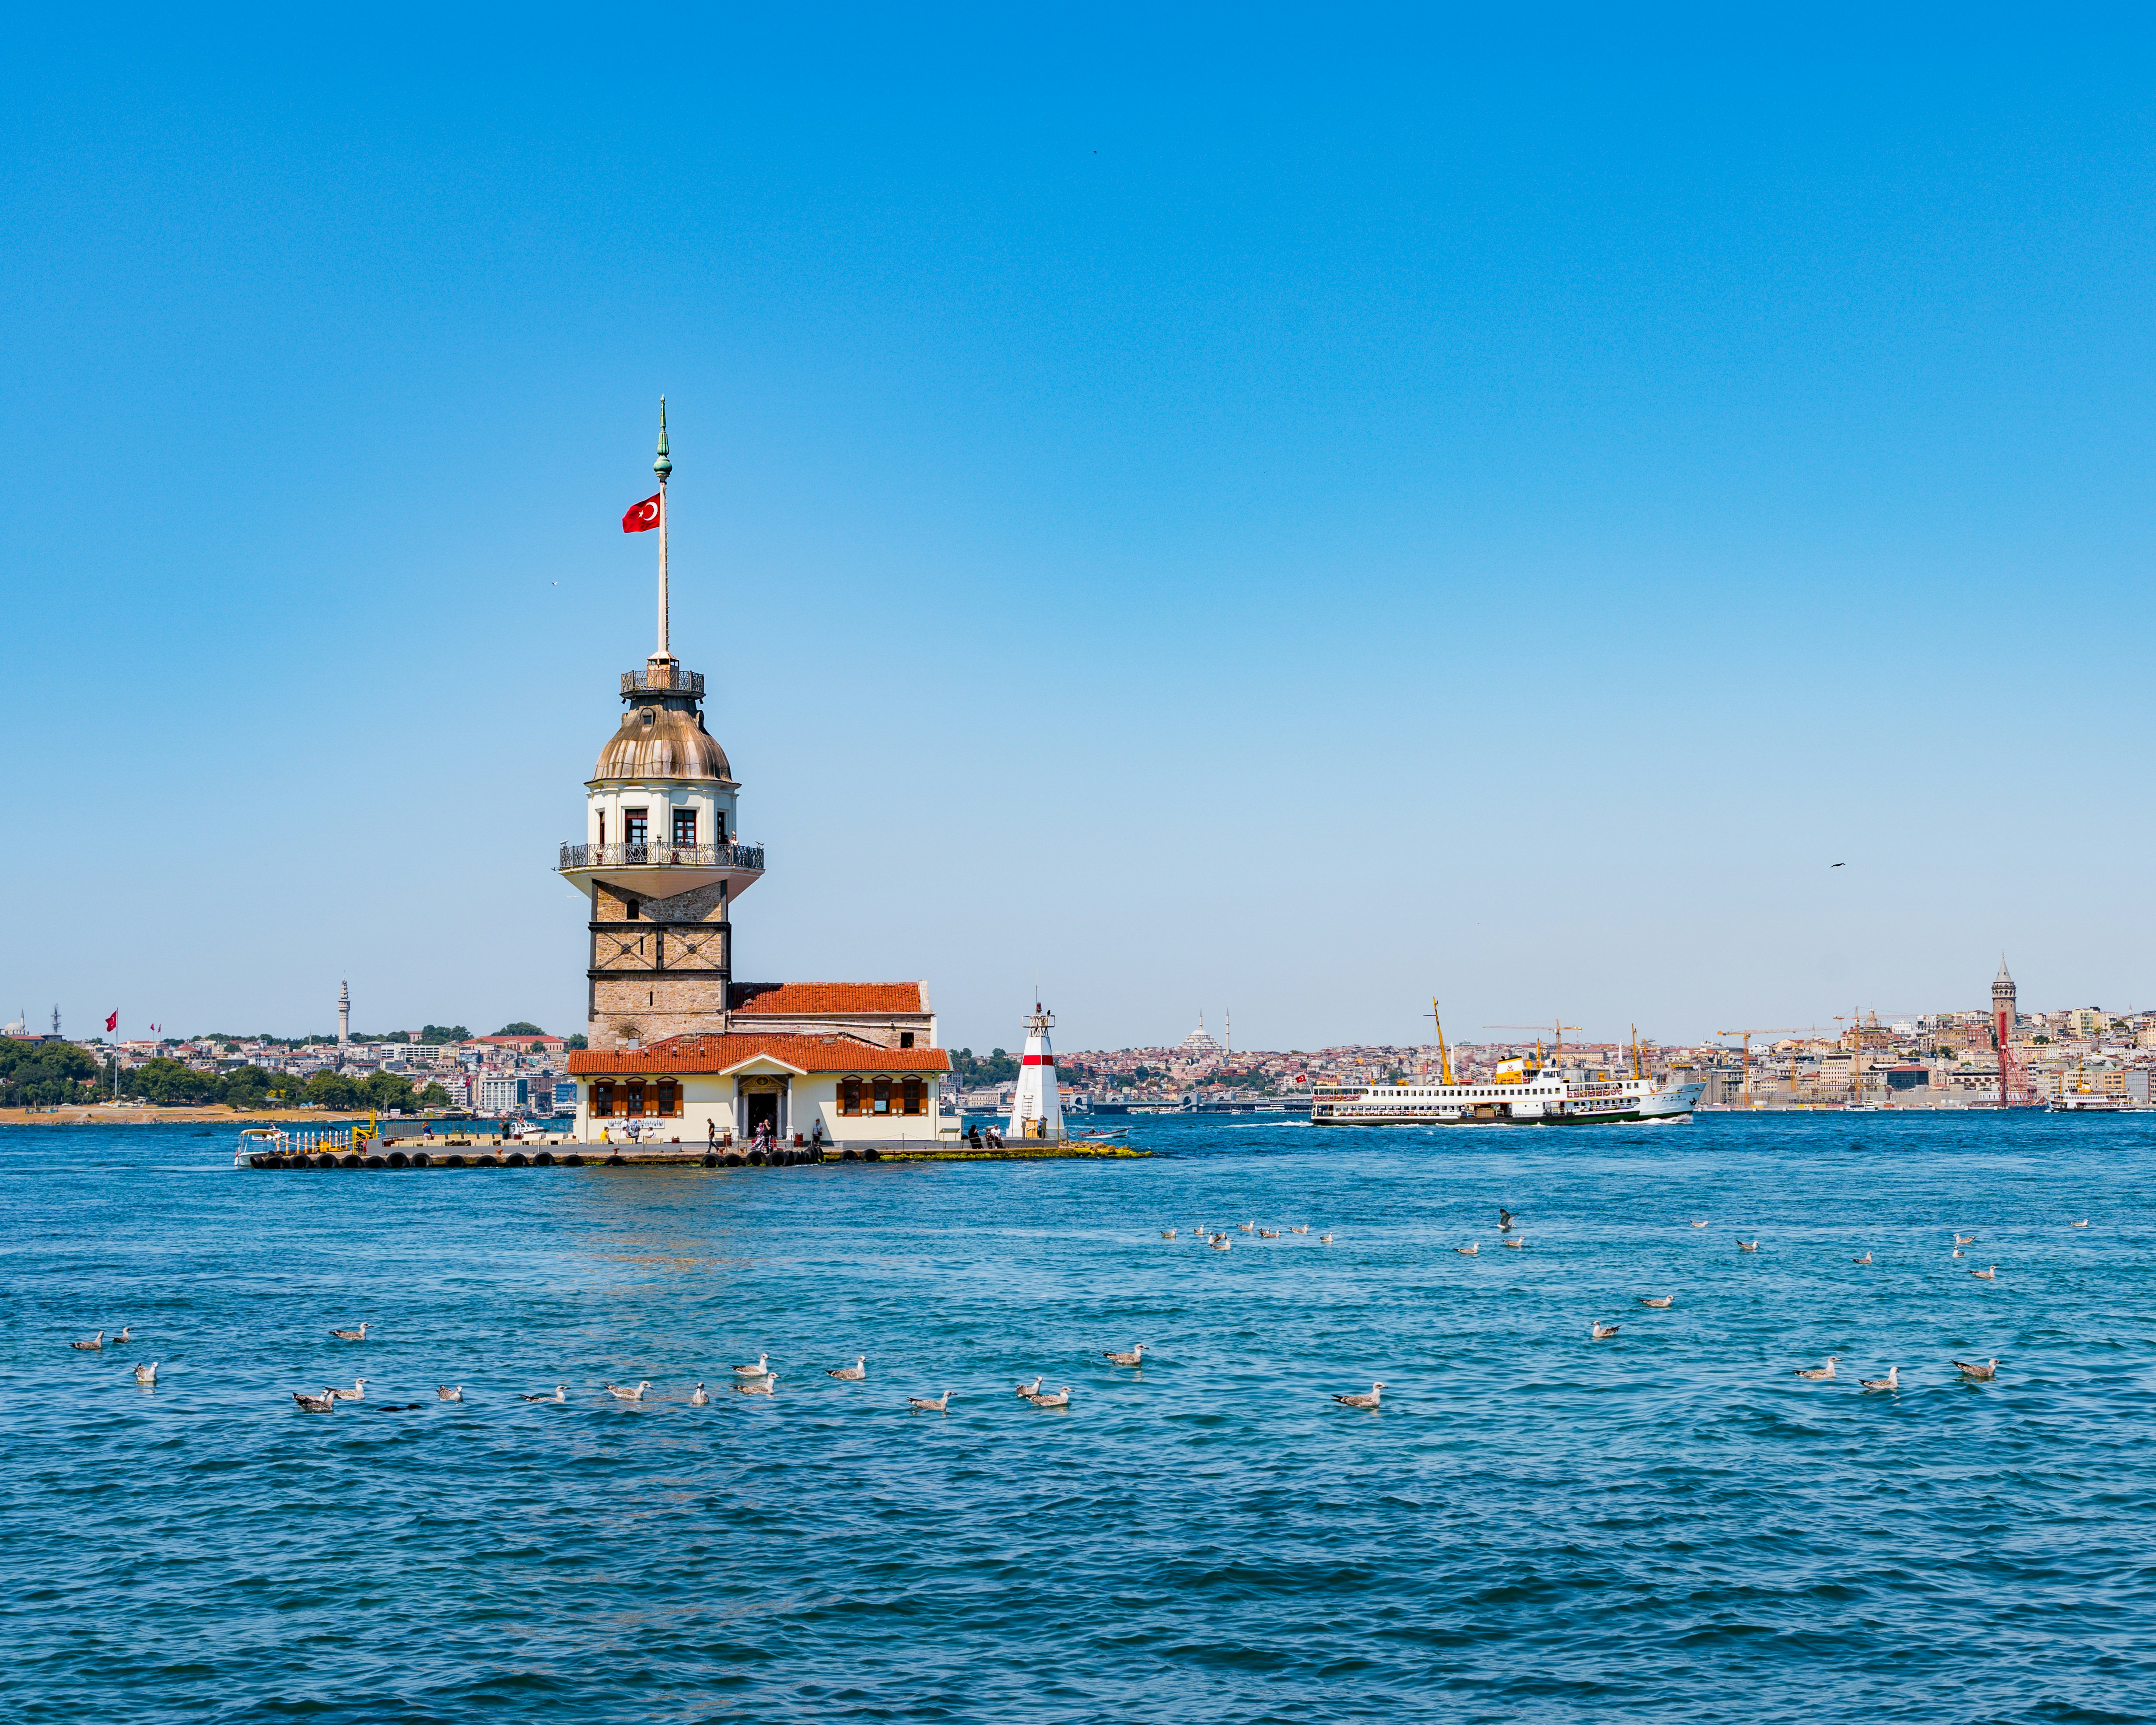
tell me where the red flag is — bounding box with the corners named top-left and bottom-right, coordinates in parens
top-left (622, 493), bottom-right (663, 533)
top-left (105, 1011), bottom-right (118, 1032)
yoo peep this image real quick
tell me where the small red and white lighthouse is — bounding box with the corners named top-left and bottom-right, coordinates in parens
top-left (1007, 1003), bottom-right (1063, 1142)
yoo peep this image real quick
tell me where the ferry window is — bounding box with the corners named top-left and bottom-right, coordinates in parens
top-left (840, 1077), bottom-right (861, 1116)
top-left (672, 808), bottom-right (697, 847)
top-left (624, 808), bottom-right (648, 848)
top-left (593, 1082), bottom-right (614, 1117)
top-left (902, 1078), bottom-right (923, 1115)
top-left (873, 1077), bottom-right (891, 1114)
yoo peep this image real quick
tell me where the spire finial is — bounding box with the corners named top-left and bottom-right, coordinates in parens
top-left (654, 396), bottom-right (672, 483)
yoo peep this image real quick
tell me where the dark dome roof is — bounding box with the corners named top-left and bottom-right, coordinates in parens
top-left (592, 704), bottom-right (732, 783)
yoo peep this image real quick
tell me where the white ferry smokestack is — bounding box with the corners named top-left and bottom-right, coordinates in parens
top-left (1007, 1002), bottom-right (1063, 1143)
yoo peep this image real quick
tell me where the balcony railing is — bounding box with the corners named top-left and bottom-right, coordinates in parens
top-left (622, 668), bottom-right (704, 696)
top-left (560, 841), bottom-right (765, 873)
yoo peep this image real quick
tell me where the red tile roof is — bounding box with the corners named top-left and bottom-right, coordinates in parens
top-left (731, 982), bottom-right (927, 1016)
top-left (568, 1033), bottom-right (949, 1076)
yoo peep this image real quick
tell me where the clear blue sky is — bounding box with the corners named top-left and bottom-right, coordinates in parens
top-left (5, 7), bottom-right (2152, 1052)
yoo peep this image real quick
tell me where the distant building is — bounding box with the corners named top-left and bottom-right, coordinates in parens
top-left (477, 1075), bottom-right (529, 1112)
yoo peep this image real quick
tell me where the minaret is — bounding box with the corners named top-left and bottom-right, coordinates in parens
top-left (50, 1004), bottom-right (60, 1038)
top-left (338, 980), bottom-right (350, 1047)
top-left (1007, 1003), bottom-right (1064, 1142)
top-left (559, 404), bottom-right (765, 1051)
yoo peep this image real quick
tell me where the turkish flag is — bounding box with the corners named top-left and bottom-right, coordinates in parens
top-left (622, 493), bottom-right (663, 533)
top-left (105, 1011), bottom-right (118, 1032)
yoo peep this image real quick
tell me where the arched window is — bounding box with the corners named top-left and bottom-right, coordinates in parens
top-left (624, 896), bottom-right (640, 920)
top-left (901, 1078), bottom-right (923, 1115)
top-left (626, 1079), bottom-right (646, 1115)
top-left (656, 1080), bottom-right (679, 1115)
top-left (840, 1077), bottom-right (862, 1116)
top-left (873, 1076), bottom-right (892, 1115)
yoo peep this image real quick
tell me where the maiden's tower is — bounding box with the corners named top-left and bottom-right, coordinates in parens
top-left (561, 407), bottom-right (948, 1148)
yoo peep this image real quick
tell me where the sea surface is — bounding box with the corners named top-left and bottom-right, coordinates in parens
top-left (4, 1111), bottom-right (2152, 1724)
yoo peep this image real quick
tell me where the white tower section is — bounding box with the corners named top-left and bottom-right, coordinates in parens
top-left (338, 980), bottom-right (351, 1048)
top-left (1007, 1002), bottom-right (1064, 1142)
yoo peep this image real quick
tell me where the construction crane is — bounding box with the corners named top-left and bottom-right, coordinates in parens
top-left (1714, 1027), bottom-right (1834, 1107)
top-left (1484, 1022), bottom-right (1586, 1071)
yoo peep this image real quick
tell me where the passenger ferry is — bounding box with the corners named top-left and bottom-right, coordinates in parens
top-left (1309, 1008), bottom-right (1704, 1127)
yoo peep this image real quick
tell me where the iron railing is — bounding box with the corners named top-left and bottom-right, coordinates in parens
top-left (622, 668), bottom-right (704, 696)
top-left (559, 841), bottom-right (765, 873)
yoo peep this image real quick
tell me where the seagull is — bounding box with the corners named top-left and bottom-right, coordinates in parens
top-left (1239, 1222), bottom-right (1255, 1234)
top-left (1972, 1266), bottom-right (1997, 1280)
top-left (521, 1386), bottom-right (568, 1402)
top-left (1498, 1209), bottom-right (1516, 1231)
top-left (1639, 1295), bottom-right (1674, 1309)
top-left (604, 1381), bottom-right (651, 1401)
top-left (112, 1327), bottom-right (133, 1345)
top-left (1858, 1365), bottom-right (1900, 1392)
top-left (1332, 1383), bottom-right (1384, 1409)
top-left (1832, 862), bottom-right (1844, 867)
top-left (132, 1361), bottom-right (159, 1385)
top-left (1319, 1234), bottom-right (1334, 1245)
top-left (733, 1353), bottom-right (771, 1378)
top-left (330, 1323), bottom-right (369, 1341)
top-left (735, 1374), bottom-right (777, 1395)
top-left (1456, 1244), bottom-right (1479, 1256)
top-left (1953, 1233), bottom-right (1978, 1246)
top-left (2072, 1219), bottom-right (2090, 1229)
top-left (70, 1331), bottom-right (104, 1351)
top-left (1501, 1236), bottom-right (1526, 1249)
top-left (1291, 1225), bottom-right (1310, 1235)
top-left (1211, 1236), bottom-right (1232, 1251)
top-left (1738, 1240), bottom-right (1760, 1252)
top-left (1953, 1358), bottom-right (1999, 1381)
top-left (293, 1390), bottom-right (337, 1413)
top-left (436, 1386), bottom-right (462, 1402)
top-left (1953, 1247), bottom-right (1964, 1259)
top-left (1160, 1229), bottom-right (1176, 1239)
top-left (908, 1390), bottom-right (951, 1412)
top-left (327, 1379), bottom-right (368, 1401)
top-left (1690, 1220), bottom-right (1709, 1229)
top-left (689, 1382), bottom-right (710, 1404)
top-left (1025, 1386), bottom-right (1071, 1408)
top-left (1102, 1344), bottom-right (1148, 1367)
top-left (1258, 1228), bottom-right (1281, 1239)
top-left (828, 1357), bottom-right (867, 1381)
top-left (1014, 1376), bottom-right (1043, 1399)
top-left (1852, 1252), bottom-right (1872, 1266)
top-left (1793, 1356), bottom-right (1838, 1380)
top-left (1591, 1321), bottom-right (1620, 1340)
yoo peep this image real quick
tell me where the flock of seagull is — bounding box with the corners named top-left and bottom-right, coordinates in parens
top-left (68, 1204), bottom-right (2069, 1415)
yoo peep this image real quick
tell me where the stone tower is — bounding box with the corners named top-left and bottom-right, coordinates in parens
top-left (1992, 955), bottom-right (2017, 1047)
top-left (558, 405), bottom-right (764, 1051)
top-left (338, 980), bottom-right (350, 1047)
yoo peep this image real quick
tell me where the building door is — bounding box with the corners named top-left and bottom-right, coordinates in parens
top-left (746, 1093), bottom-right (779, 1138)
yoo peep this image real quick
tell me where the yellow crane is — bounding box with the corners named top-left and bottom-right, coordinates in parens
top-left (1714, 1027), bottom-right (1833, 1106)
top-left (1483, 1021), bottom-right (1586, 1072)
top-left (1423, 999), bottom-right (1456, 1087)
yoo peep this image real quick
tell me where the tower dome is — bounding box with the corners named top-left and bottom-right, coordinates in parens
top-left (593, 659), bottom-right (733, 782)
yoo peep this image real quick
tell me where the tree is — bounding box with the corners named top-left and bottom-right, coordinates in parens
top-left (417, 1025), bottom-right (471, 1045)
top-left (417, 1082), bottom-right (452, 1108)
top-left (0, 1040), bottom-right (100, 1107)
top-left (564, 1034), bottom-right (588, 1050)
top-left (495, 1021), bottom-right (545, 1037)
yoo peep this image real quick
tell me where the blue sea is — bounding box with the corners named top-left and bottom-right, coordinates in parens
top-left (5, 1112), bottom-right (2152, 1724)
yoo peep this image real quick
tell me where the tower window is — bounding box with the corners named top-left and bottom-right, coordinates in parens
top-left (624, 809), bottom-right (648, 848)
top-left (597, 812), bottom-right (606, 846)
top-left (624, 896), bottom-right (640, 920)
top-left (900, 1032), bottom-right (915, 1049)
top-left (673, 807), bottom-right (697, 847)
top-left (715, 811), bottom-right (728, 842)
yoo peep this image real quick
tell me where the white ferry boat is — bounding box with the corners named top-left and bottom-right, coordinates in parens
top-left (1309, 1009), bottom-right (1704, 1127)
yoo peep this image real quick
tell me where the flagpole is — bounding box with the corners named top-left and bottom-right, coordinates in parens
top-left (654, 397), bottom-right (672, 658)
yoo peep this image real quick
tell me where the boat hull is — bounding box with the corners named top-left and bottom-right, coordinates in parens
top-left (1310, 1082), bottom-right (1704, 1127)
